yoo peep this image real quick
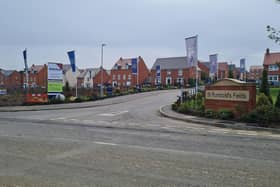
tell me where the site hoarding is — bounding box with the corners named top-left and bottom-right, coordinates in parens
top-left (48, 62), bottom-right (63, 95)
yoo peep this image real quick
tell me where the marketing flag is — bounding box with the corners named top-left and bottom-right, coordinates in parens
top-left (209, 54), bottom-right (218, 75)
top-left (156, 65), bottom-right (161, 78)
top-left (185, 36), bottom-right (198, 68)
top-left (67, 50), bottom-right (76, 73)
top-left (240, 58), bottom-right (246, 73)
top-left (23, 49), bottom-right (28, 70)
top-left (131, 58), bottom-right (138, 74)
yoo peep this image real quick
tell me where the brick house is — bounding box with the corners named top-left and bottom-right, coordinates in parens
top-left (22, 64), bottom-right (47, 89)
top-left (0, 69), bottom-right (22, 89)
top-left (263, 48), bottom-right (280, 86)
top-left (151, 57), bottom-right (208, 87)
top-left (248, 65), bottom-right (263, 83)
top-left (93, 68), bottom-right (111, 88)
top-left (110, 56), bottom-right (149, 88)
top-left (218, 62), bottom-right (229, 79)
top-left (5, 70), bottom-right (22, 89)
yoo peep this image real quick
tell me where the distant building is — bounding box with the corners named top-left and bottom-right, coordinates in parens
top-left (63, 64), bottom-right (81, 88)
top-left (22, 64), bottom-right (47, 89)
top-left (93, 68), bottom-right (111, 88)
top-left (218, 62), bottom-right (229, 79)
top-left (110, 56), bottom-right (150, 88)
top-left (248, 65), bottom-right (263, 83)
top-left (0, 69), bottom-right (22, 89)
top-left (263, 48), bottom-right (280, 86)
top-left (151, 56), bottom-right (209, 87)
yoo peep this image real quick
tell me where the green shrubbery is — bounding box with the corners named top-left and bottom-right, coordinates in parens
top-left (172, 91), bottom-right (280, 127)
top-left (241, 93), bottom-right (280, 126)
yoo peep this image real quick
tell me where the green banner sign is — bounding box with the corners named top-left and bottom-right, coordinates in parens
top-left (48, 81), bottom-right (63, 93)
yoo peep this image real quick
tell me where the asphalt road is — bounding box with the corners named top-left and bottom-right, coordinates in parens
top-left (0, 90), bottom-right (280, 187)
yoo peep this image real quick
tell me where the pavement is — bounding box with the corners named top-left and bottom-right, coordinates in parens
top-left (159, 105), bottom-right (280, 134)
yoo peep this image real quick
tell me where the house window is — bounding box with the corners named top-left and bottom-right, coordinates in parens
top-left (123, 74), bottom-right (126, 80)
top-left (268, 65), bottom-right (279, 71)
top-left (113, 74), bottom-right (116, 80)
top-left (268, 75), bottom-right (279, 82)
top-left (167, 71), bottom-right (171, 75)
top-left (128, 74), bottom-right (131, 80)
top-left (178, 69), bottom-right (183, 76)
top-left (118, 74), bottom-right (121, 80)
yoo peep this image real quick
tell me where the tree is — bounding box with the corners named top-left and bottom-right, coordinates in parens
top-left (260, 69), bottom-right (270, 96)
top-left (267, 0), bottom-right (280, 44)
top-left (275, 90), bottom-right (280, 108)
top-left (267, 26), bottom-right (280, 44)
top-left (228, 69), bottom-right (234, 78)
top-left (260, 69), bottom-right (272, 103)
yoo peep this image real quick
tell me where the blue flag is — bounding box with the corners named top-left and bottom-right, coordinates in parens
top-left (23, 49), bottom-right (28, 70)
top-left (240, 58), bottom-right (246, 73)
top-left (67, 50), bottom-right (76, 73)
top-left (156, 65), bottom-right (161, 77)
top-left (131, 58), bottom-right (138, 74)
top-left (209, 54), bottom-right (218, 75)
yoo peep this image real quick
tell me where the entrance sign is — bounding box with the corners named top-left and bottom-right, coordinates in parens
top-left (205, 78), bottom-right (256, 118)
top-left (206, 90), bottom-right (249, 102)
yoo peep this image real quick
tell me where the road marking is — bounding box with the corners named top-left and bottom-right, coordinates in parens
top-left (94, 141), bottom-right (117, 146)
top-left (98, 110), bottom-right (128, 117)
top-left (208, 129), bottom-right (229, 134)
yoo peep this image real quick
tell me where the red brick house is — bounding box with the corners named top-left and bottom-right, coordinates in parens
top-left (248, 65), bottom-right (263, 83)
top-left (93, 68), bottom-right (111, 87)
top-left (263, 48), bottom-right (280, 86)
top-left (0, 69), bottom-right (22, 89)
top-left (22, 64), bottom-right (47, 89)
top-left (110, 56), bottom-right (149, 88)
top-left (218, 62), bottom-right (229, 79)
top-left (150, 57), bottom-right (208, 87)
top-left (6, 71), bottom-right (22, 89)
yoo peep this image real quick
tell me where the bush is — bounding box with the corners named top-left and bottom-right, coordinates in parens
top-left (218, 109), bottom-right (234, 120)
top-left (275, 90), bottom-right (280, 109)
top-left (242, 105), bottom-right (280, 126)
top-left (257, 93), bottom-right (272, 106)
top-left (205, 109), bottom-right (218, 118)
top-left (177, 102), bottom-right (190, 114)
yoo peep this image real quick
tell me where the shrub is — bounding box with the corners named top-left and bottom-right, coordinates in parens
top-left (218, 109), bottom-right (234, 120)
top-left (257, 93), bottom-right (272, 106)
top-left (172, 103), bottom-right (179, 111)
top-left (275, 90), bottom-right (280, 109)
top-left (205, 109), bottom-right (218, 118)
top-left (177, 102), bottom-right (190, 114)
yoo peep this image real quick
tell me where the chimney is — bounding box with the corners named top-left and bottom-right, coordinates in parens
top-left (266, 48), bottom-right (270, 55)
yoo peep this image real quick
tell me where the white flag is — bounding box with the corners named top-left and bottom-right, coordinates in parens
top-left (185, 36), bottom-right (198, 68)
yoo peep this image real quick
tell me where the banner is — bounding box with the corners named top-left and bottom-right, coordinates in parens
top-left (23, 49), bottom-right (28, 70)
top-left (67, 50), bottom-right (76, 73)
top-left (185, 36), bottom-right (198, 68)
top-left (240, 58), bottom-right (246, 73)
top-left (209, 54), bottom-right (218, 75)
top-left (48, 62), bottom-right (63, 95)
top-left (131, 58), bottom-right (138, 74)
top-left (156, 65), bottom-right (161, 78)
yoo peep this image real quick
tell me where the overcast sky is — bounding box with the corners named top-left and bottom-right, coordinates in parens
top-left (0, 0), bottom-right (279, 70)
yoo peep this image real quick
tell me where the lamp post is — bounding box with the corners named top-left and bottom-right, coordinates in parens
top-left (100, 43), bottom-right (106, 97)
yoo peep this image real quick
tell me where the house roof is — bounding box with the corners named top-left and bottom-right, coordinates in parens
top-left (263, 52), bottom-right (280, 65)
top-left (218, 62), bottom-right (229, 71)
top-left (151, 56), bottom-right (189, 70)
top-left (112, 57), bottom-right (137, 69)
top-left (30, 65), bottom-right (44, 72)
top-left (0, 69), bottom-right (14, 77)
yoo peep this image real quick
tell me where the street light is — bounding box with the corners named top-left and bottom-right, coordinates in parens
top-left (100, 43), bottom-right (106, 97)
